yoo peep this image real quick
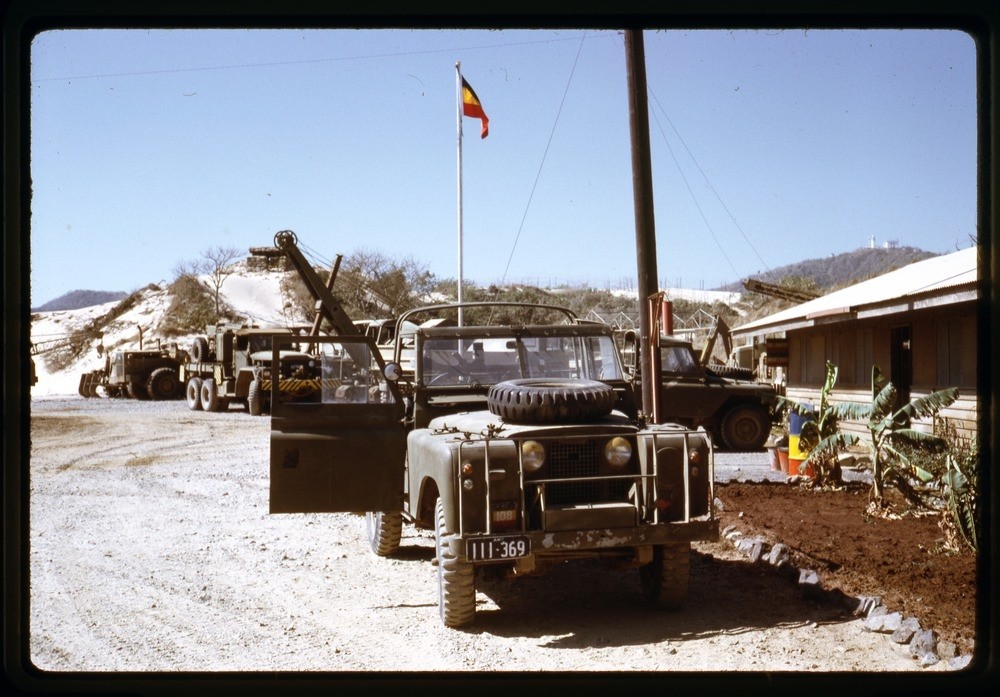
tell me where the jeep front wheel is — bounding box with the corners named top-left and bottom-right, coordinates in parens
top-left (640, 542), bottom-right (690, 609)
top-left (487, 378), bottom-right (615, 423)
top-left (720, 404), bottom-right (771, 451)
top-left (435, 498), bottom-right (475, 627)
top-left (366, 511), bottom-right (403, 557)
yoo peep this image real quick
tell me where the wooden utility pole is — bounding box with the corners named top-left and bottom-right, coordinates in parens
top-left (625, 29), bottom-right (659, 419)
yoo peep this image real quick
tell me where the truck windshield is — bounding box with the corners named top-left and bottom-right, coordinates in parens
top-left (661, 345), bottom-right (701, 376)
top-left (421, 334), bottom-right (623, 387)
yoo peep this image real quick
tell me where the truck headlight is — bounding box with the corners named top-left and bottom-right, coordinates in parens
top-left (521, 441), bottom-right (545, 472)
top-left (604, 437), bottom-right (632, 468)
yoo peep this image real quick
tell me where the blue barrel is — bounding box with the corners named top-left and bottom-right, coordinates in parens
top-left (788, 405), bottom-right (817, 470)
top-left (789, 406), bottom-right (815, 437)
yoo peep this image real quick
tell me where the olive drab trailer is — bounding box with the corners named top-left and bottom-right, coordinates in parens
top-left (267, 238), bottom-right (718, 628)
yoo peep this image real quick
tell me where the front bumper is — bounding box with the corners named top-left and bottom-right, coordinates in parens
top-left (447, 517), bottom-right (719, 564)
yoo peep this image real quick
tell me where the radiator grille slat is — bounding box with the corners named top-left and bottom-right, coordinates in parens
top-left (541, 438), bottom-right (632, 505)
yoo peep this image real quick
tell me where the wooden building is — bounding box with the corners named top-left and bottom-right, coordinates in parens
top-left (732, 246), bottom-right (982, 442)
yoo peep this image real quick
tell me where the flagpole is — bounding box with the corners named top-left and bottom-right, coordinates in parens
top-left (455, 61), bottom-right (464, 327)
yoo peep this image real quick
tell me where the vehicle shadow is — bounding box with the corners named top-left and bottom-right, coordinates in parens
top-left (468, 548), bottom-right (859, 645)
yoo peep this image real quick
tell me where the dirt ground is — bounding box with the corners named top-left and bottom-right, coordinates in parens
top-left (713, 482), bottom-right (979, 657)
top-left (12, 396), bottom-right (985, 690)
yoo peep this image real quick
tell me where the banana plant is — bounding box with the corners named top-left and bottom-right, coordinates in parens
top-left (772, 361), bottom-right (853, 486)
top-left (774, 363), bottom-right (959, 505)
top-left (833, 365), bottom-right (958, 506)
top-left (944, 445), bottom-right (980, 551)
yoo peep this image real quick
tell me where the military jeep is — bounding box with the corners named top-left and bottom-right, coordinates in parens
top-left (269, 302), bottom-right (718, 627)
top-left (624, 332), bottom-right (778, 451)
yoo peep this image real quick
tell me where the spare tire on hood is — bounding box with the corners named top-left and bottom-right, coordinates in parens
top-left (487, 378), bottom-right (616, 424)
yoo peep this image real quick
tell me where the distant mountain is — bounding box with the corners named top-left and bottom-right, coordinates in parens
top-left (718, 246), bottom-right (938, 293)
top-left (33, 289), bottom-right (128, 312)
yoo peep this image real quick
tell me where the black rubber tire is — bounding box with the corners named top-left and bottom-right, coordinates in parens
top-left (127, 380), bottom-right (149, 400)
top-left (146, 367), bottom-right (180, 400)
top-left (247, 379), bottom-right (264, 416)
top-left (487, 378), bottom-right (615, 423)
top-left (366, 511), bottom-right (403, 557)
top-left (707, 363), bottom-right (755, 381)
top-left (186, 377), bottom-right (203, 410)
top-left (200, 378), bottom-right (221, 412)
top-left (435, 498), bottom-right (475, 627)
top-left (720, 404), bottom-right (772, 451)
top-left (190, 336), bottom-right (211, 363)
top-left (640, 542), bottom-right (691, 610)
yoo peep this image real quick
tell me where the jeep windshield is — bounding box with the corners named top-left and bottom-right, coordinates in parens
top-left (420, 332), bottom-right (624, 388)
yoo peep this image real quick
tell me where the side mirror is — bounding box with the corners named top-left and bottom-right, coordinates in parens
top-left (621, 330), bottom-right (637, 372)
top-left (383, 362), bottom-right (402, 382)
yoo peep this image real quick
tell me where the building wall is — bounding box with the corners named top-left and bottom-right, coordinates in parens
top-left (784, 301), bottom-right (978, 442)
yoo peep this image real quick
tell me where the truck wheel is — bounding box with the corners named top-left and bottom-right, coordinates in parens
top-left (366, 511), bottom-right (403, 556)
top-left (435, 498), bottom-right (475, 627)
top-left (146, 367), bottom-right (180, 400)
top-left (186, 378), bottom-right (203, 410)
top-left (720, 404), bottom-right (771, 451)
top-left (190, 336), bottom-right (210, 363)
top-left (487, 378), bottom-right (616, 423)
top-left (127, 380), bottom-right (149, 400)
top-left (640, 542), bottom-right (691, 610)
top-left (247, 379), bottom-right (263, 416)
top-left (200, 378), bottom-right (221, 412)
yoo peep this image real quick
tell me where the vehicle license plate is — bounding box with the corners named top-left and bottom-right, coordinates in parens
top-left (466, 535), bottom-right (530, 561)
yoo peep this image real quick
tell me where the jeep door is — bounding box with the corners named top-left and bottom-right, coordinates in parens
top-left (269, 335), bottom-right (406, 514)
top-left (658, 344), bottom-right (728, 422)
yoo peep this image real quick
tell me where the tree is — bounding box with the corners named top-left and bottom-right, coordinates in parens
top-left (198, 246), bottom-right (243, 315)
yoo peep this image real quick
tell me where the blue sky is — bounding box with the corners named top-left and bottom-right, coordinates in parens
top-left (28, 27), bottom-right (977, 305)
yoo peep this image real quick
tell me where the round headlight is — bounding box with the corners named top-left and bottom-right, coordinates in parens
top-left (604, 436), bottom-right (632, 467)
top-left (521, 441), bottom-right (546, 471)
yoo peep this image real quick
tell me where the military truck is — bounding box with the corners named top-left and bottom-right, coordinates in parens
top-left (269, 297), bottom-right (719, 628)
top-left (180, 323), bottom-right (320, 415)
top-left (624, 331), bottom-right (777, 451)
top-left (78, 344), bottom-right (187, 400)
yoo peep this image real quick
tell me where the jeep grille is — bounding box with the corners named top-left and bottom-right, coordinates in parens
top-left (529, 438), bottom-right (633, 506)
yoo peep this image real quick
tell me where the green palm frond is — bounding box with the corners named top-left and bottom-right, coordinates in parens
top-left (832, 401), bottom-right (870, 421)
top-left (871, 382), bottom-right (897, 423)
top-left (895, 387), bottom-right (960, 421)
top-left (804, 433), bottom-right (860, 467)
top-left (885, 428), bottom-right (948, 452)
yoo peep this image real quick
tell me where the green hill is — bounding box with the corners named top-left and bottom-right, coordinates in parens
top-left (719, 245), bottom-right (938, 293)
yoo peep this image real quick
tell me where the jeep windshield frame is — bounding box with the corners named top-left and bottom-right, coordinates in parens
top-left (392, 302), bottom-right (581, 364)
top-left (417, 325), bottom-right (626, 389)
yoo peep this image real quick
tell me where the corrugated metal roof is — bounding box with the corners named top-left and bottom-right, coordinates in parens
top-left (734, 246), bottom-right (980, 335)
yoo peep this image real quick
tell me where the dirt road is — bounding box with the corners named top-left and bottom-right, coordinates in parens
top-left (17, 396), bottom-right (954, 684)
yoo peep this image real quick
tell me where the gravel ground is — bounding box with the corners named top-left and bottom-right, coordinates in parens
top-left (13, 395), bottom-right (963, 693)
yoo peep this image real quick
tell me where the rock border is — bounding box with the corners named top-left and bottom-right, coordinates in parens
top-left (716, 511), bottom-right (973, 670)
